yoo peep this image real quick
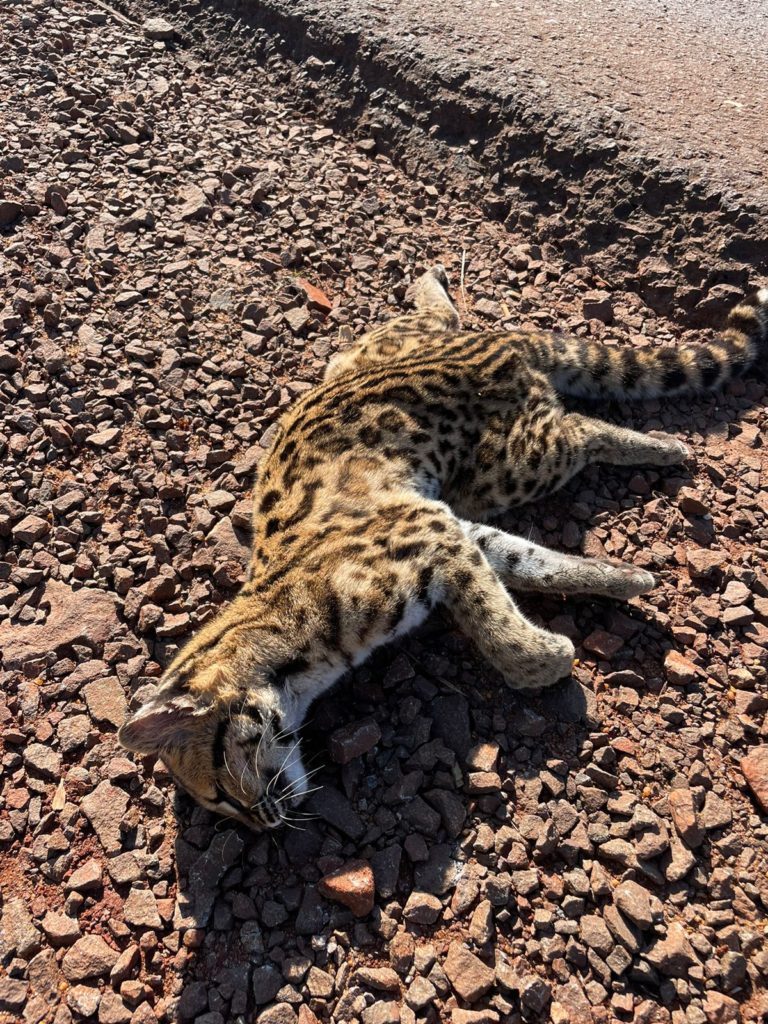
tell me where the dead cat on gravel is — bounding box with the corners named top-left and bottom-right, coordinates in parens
top-left (119, 268), bottom-right (768, 831)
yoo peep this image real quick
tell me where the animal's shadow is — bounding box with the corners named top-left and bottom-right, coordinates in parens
top-left (168, 381), bottom-right (762, 1020)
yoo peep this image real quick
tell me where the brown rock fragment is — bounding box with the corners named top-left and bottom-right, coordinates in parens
top-left (83, 675), bottom-right (127, 728)
top-left (644, 922), bottom-right (698, 977)
top-left (703, 992), bottom-right (740, 1024)
top-left (61, 935), bottom-right (120, 981)
top-left (582, 290), bottom-right (613, 323)
top-left (123, 888), bottom-right (162, 929)
top-left (318, 859), bottom-right (374, 917)
top-left (0, 899), bottom-right (41, 958)
top-left (686, 549), bottom-right (725, 579)
top-left (582, 628), bottom-right (623, 658)
top-left (0, 580), bottom-right (119, 670)
top-left (42, 912), bottom-right (81, 947)
top-left (741, 745), bottom-right (768, 812)
top-left (298, 1009), bottom-right (322, 1024)
top-left (668, 787), bottom-right (704, 847)
top-left (353, 967), bottom-right (400, 992)
top-left (443, 941), bottom-right (494, 1002)
top-left (614, 880), bottom-right (654, 929)
top-left (296, 278), bottom-right (333, 314)
top-left (664, 649), bottom-right (699, 685)
top-left (329, 718), bottom-right (381, 764)
top-left (678, 487), bottom-right (709, 516)
top-left (0, 200), bottom-right (22, 226)
top-left (402, 891), bottom-right (442, 925)
top-left (81, 781), bottom-right (129, 855)
top-left (178, 183), bottom-right (211, 221)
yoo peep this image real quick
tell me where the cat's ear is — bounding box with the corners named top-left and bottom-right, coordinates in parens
top-left (118, 694), bottom-right (210, 755)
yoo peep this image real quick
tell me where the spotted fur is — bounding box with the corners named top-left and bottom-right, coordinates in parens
top-left (119, 268), bottom-right (767, 830)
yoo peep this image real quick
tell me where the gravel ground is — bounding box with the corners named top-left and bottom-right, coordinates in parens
top-left (1, 4), bottom-right (767, 1024)
top-left (213, 0), bottom-right (768, 212)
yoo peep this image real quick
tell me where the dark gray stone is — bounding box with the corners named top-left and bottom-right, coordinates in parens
top-left (413, 844), bottom-right (462, 895)
top-left (306, 786), bottom-right (364, 839)
top-left (187, 830), bottom-right (245, 927)
top-left (431, 695), bottom-right (471, 759)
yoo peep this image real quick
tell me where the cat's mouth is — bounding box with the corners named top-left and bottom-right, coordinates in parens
top-left (249, 793), bottom-right (286, 830)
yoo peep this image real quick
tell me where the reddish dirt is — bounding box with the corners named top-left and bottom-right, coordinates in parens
top-left (1, 2), bottom-right (767, 1024)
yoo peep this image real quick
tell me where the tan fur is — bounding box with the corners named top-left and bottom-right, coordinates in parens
top-left (119, 268), bottom-right (767, 830)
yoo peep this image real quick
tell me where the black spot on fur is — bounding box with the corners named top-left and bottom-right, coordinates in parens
top-left (700, 356), bottom-right (721, 389)
top-left (390, 541), bottom-right (425, 561)
top-left (274, 656), bottom-right (310, 679)
top-left (386, 597), bottom-right (407, 632)
top-left (661, 366), bottom-right (686, 391)
top-left (324, 589), bottom-right (342, 649)
top-left (260, 490), bottom-right (280, 514)
top-left (620, 351), bottom-right (643, 391)
top-left (590, 351), bottom-right (611, 381)
top-left (341, 404), bottom-right (362, 424)
top-left (358, 426), bottom-right (382, 446)
top-left (417, 565), bottom-right (434, 601)
top-left (278, 439), bottom-right (297, 462)
top-left (378, 410), bottom-right (404, 432)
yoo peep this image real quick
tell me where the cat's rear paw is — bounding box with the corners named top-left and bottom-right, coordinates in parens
top-left (407, 265), bottom-right (453, 307)
top-left (605, 563), bottom-right (656, 599)
top-left (646, 431), bottom-right (691, 465)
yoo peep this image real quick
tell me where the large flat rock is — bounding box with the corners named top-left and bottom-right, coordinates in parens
top-left (0, 580), bottom-right (120, 671)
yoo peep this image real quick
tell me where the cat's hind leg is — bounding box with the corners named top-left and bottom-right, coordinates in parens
top-left (453, 407), bottom-right (691, 519)
top-left (324, 266), bottom-right (459, 380)
top-left (460, 521), bottom-right (655, 600)
top-left (405, 264), bottom-right (460, 326)
top-left (562, 414), bottom-right (691, 468)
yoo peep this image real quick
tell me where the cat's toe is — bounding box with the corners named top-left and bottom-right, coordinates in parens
top-left (614, 565), bottom-right (656, 598)
top-left (647, 431), bottom-right (692, 465)
top-left (517, 636), bottom-right (575, 690)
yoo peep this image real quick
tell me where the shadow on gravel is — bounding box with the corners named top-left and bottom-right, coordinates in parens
top-left (167, 639), bottom-right (598, 1021)
top-left (157, 371), bottom-right (767, 1020)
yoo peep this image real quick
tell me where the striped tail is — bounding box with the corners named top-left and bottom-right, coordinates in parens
top-left (534, 288), bottom-right (768, 399)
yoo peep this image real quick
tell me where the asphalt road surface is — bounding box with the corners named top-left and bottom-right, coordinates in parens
top-left (275, 0), bottom-right (768, 209)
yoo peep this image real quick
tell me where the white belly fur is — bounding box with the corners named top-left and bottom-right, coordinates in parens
top-left (285, 598), bottom-right (429, 723)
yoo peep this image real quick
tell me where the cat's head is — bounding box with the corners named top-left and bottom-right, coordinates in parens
top-left (118, 685), bottom-right (309, 831)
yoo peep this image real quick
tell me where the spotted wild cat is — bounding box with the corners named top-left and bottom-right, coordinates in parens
top-left (118, 269), bottom-right (768, 830)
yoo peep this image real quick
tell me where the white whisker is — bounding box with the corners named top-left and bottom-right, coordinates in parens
top-left (279, 817), bottom-right (306, 831)
top-left (222, 747), bottom-right (238, 788)
top-left (286, 783), bottom-right (323, 801)
top-left (267, 742), bottom-right (301, 796)
top-left (252, 710), bottom-right (274, 781)
top-left (280, 769), bottom-right (324, 802)
top-left (279, 764), bottom-right (324, 797)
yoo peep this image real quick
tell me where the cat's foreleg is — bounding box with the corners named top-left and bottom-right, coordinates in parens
top-left (460, 521), bottom-right (655, 600)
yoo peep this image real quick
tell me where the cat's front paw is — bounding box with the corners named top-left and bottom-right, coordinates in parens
top-left (513, 634), bottom-right (575, 690)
